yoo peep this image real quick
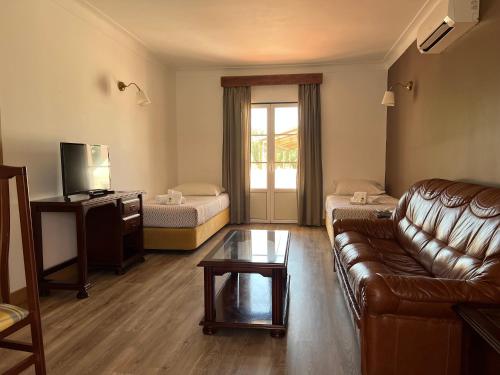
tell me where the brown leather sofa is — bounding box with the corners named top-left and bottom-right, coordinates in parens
top-left (333, 179), bottom-right (500, 375)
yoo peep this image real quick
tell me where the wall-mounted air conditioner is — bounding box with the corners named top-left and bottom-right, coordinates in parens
top-left (417, 0), bottom-right (480, 54)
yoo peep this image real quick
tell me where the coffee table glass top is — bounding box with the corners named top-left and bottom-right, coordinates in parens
top-left (203, 230), bottom-right (290, 265)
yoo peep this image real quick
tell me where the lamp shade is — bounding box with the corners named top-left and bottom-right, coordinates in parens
top-left (136, 89), bottom-right (151, 106)
top-left (381, 90), bottom-right (395, 106)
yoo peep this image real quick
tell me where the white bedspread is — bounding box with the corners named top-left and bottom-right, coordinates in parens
top-left (325, 194), bottom-right (399, 221)
top-left (144, 193), bottom-right (230, 228)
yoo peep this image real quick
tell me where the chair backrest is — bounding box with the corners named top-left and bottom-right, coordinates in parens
top-left (393, 179), bottom-right (500, 281)
top-left (0, 165), bottom-right (40, 310)
top-left (0, 176), bottom-right (11, 303)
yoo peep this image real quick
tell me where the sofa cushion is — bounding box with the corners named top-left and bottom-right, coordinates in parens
top-left (335, 231), bottom-right (431, 277)
top-left (335, 230), bottom-right (432, 312)
top-left (393, 179), bottom-right (500, 281)
top-left (335, 231), bottom-right (499, 317)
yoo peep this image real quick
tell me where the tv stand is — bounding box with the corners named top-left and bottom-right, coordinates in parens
top-left (30, 191), bottom-right (144, 299)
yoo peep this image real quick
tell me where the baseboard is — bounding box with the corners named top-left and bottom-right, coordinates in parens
top-left (10, 287), bottom-right (28, 307)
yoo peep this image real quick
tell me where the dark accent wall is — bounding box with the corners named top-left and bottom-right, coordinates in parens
top-left (385, 0), bottom-right (500, 197)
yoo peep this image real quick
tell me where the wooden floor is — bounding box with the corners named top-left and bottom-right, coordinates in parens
top-left (0, 224), bottom-right (360, 375)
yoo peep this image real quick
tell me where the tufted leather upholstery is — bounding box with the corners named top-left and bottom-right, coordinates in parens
top-left (333, 179), bottom-right (500, 375)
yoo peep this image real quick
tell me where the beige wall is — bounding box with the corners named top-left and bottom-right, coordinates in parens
top-left (0, 0), bottom-right (177, 291)
top-left (385, 0), bottom-right (500, 197)
top-left (176, 64), bottom-right (388, 198)
top-left (0, 1), bottom-right (390, 292)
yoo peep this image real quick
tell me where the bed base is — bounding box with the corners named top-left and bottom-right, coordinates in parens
top-left (325, 213), bottom-right (335, 248)
top-left (143, 208), bottom-right (230, 250)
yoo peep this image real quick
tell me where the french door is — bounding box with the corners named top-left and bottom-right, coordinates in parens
top-left (249, 103), bottom-right (298, 223)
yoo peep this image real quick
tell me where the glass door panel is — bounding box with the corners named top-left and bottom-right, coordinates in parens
top-left (250, 105), bottom-right (268, 190)
top-left (275, 163), bottom-right (298, 189)
top-left (274, 106), bottom-right (298, 134)
top-left (274, 105), bottom-right (298, 191)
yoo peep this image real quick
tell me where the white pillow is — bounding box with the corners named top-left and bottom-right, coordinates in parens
top-left (334, 179), bottom-right (385, 196)
top-left (172, 183), bottom-right (225, 196)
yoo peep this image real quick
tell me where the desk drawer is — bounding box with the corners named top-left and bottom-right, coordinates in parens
top-left (122, 214), bottom-right (141, 234)
top-left (122, 198), bottom-right (140, 216)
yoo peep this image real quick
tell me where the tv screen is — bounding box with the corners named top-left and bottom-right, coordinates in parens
top-left (60, 142), bottom-right (111, 196)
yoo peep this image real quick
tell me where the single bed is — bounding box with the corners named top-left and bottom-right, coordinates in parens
top-left (325, 194), bottom-right (399, 247)
top-left (143, 193), bottom-right (230, 250)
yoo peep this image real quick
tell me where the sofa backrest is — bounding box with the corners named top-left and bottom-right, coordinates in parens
top-left (393, 179), bottom-right (500, 281)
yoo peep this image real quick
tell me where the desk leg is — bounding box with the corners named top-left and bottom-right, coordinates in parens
top-left (203, 267), bottom-right (216, 335)
top-left (31, 208), bottom-right (48, 296)
top-left (76, 209), bottom-right (90, 299)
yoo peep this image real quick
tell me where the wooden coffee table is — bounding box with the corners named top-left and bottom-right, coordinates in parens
top-left (198, 229), bottom-right (290, 337)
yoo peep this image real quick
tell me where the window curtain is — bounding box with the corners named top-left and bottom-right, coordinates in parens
top-left (222, 86), bottom-right (251, 224)
top-left (297, 83), bottom-right (323, 226)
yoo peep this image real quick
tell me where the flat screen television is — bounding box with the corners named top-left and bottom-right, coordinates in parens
top-left (60, 142), bottom-right (111, 197)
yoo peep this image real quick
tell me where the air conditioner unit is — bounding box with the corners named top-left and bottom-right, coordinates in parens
top-left (417, 0), bottom-right (480, 54)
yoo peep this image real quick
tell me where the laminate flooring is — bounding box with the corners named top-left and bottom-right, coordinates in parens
top-left (0, 224), bottom-right (360, 375)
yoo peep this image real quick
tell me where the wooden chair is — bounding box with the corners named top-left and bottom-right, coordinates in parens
top-left (0, 165), bottom-right (46, 374)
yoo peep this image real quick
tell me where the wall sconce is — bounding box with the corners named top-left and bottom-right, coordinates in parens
top-left (381, 81), bottom-right (413, 107)
top-left (117, 81), bottom-right (151, 106)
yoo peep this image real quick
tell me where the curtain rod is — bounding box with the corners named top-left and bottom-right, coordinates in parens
top-left (251, 101), bottom-right (298, 105)
top-left (221, 73), bottom-right (323, 87)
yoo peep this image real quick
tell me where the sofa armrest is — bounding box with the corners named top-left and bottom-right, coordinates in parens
top-left (379, 274), bottom-right (500, 304)
top-left (333, 218), bottom-right (394, 240)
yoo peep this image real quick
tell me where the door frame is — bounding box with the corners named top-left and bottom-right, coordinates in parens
top-left (250, 102), bottom-right (298, 224)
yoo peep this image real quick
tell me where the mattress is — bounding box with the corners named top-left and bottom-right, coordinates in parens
top-left (325, 194), bottom-right (399, 221)
top-left (144, 193), bottom-right (230, 228)
top-left (325, 194), bottom-right (399, 248)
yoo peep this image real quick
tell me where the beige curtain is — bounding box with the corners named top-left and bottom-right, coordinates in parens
top-left (298, 83), bottom-right (323, 226)
top-left (222, 86), bottom-right (251, 224)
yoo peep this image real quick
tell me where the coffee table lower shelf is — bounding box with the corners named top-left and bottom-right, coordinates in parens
top-left (200, 273), bottom-right (290, 337)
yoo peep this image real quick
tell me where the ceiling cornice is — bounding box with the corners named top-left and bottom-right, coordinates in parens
top-left (53, 0), bottom-right (169, 67)
top-left (75, 0), bottom-right (439, 72)
top-left (77, 0), bottom-right (386, 71)
top-left (382, 0), bottom-right (441, 70)
top-left (174, 60), bottom-right (387, 72)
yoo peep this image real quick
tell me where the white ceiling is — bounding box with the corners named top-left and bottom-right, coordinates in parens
top-left (84, 0), bottom-right (427, 67)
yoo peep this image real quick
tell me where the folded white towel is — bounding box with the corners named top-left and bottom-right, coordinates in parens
top-left (168, 189), bottom-right (183, 197)
top-left (156, 193), bottom-right (186, 205)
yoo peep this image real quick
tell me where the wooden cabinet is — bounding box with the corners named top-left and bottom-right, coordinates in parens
top-left (31, 191), bottom-right (145, 298)
top-left (122, 197), bottom-right (140, 216)
top-left (85, 193), bottom-right (145, 275)
top-left (118, 197), bottom-right (144, 273)
top-left (454, 305), bottom-right (500, 375)
top-left (122, 214), bottom-right (141, 235)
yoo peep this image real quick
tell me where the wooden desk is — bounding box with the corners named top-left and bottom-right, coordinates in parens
top-left (454, 304), bottom-right (500, 375)
top-left (30, 191), bottom-right (144, 299)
